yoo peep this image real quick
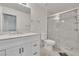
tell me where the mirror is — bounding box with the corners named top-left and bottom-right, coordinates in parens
top-left (3, 14), bottom-right (16, 32)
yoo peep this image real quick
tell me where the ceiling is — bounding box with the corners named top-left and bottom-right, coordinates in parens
top-left (1, 3), bottom-right (79, 16)
top-left (0, 3), bottom-right (30, 13)
top-left (46, 3), bottom-right (79, 16)
top-left (29, 3), bottom-right (79, 16)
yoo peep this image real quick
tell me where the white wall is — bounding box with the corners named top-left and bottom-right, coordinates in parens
top-left (0, 6), bottom-right (2, 32)
top-left (47, 15), bottom-right (60, 45)
top-left (0, 6), bottom-right (31, 32)
top-left (30, 4), bottom-right (47, 39)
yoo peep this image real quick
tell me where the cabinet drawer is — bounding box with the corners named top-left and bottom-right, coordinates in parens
top-left (0, 38), bottom-right (23, 49)
top-left (32, 40), bottom-right (40, 56)
top-left (32, 48), bottom-right (40, 56)
top-left (32, 40), bottom-right (40, 49)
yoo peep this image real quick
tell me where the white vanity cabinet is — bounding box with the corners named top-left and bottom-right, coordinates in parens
top-left (6, 40), bottom-right (40, 56)
top-left (0, 33), bottom-right (40, 56)
top-left (21, 43), bottom-right (32, 56)
top-left (20, 40), bottom-right (40, 56)
top-left (6, 45), bottom-right (21, 56)
top-left (0, 49), bottom-right (6, 56)
top-left (6, 43), bottom-right (33, 56)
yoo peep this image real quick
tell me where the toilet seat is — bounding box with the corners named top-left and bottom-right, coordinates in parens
top-left (44, 39), bottom-right (56, 46)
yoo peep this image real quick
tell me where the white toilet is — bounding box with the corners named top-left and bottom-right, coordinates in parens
top-left (40, 33), bottom-right (59, 56)
top-left (41, 39), bottom-right (57, 56)
top-left (41, 33), bottom-right (56, 50)
top-left (44, 39), bottom-right (56, 50)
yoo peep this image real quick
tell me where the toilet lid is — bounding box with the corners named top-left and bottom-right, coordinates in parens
top-left (44, 40), bottom-right (56, 46)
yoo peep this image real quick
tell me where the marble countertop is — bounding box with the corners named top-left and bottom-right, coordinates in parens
top-left (0, 33), bottom-right (39, 40)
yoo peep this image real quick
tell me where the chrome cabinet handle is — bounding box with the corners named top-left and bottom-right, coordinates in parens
top-left (22, 48), bottom-right (24, 53)
top-left (19, 48), bottom-right (21, 54)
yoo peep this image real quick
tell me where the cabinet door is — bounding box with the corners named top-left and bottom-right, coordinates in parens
top-left (0, 49), bottom-right (6, 56)
top-left (6, 45), bottom-right (21, 56)
top-left (21, 43), bottom-right (32, 56)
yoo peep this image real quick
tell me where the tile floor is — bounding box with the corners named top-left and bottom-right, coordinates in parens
top-left (40, 47), bottom-right (60, 56)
